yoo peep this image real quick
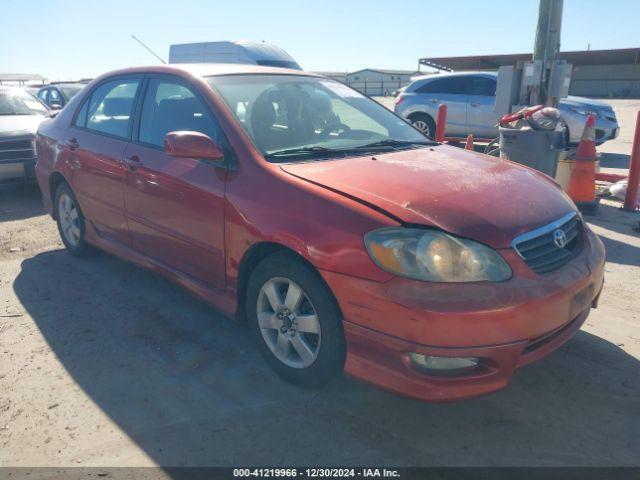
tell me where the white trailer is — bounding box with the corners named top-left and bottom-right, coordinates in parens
top-left (168, 40), bottom-right (301, 70)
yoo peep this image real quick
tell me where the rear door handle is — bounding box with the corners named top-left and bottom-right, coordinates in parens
top-left (123, 155), bottom-right (142, 171)
top-left (66, 137), bottom-right (79, 150)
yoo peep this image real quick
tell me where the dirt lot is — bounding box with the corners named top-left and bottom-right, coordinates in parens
top-left (1, 101), bottom-right (639, 468)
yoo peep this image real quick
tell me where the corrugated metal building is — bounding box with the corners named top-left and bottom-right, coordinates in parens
top-left (0, 74), bottom-right (46, 86)
top-left (314, 71), bottom-right (349, 83)
top-left (420, 48), bottom-right (640, 98)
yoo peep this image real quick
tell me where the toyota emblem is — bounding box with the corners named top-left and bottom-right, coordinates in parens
top-left (553, 229), bottom-right (568, 248)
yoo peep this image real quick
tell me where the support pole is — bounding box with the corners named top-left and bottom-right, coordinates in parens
top-left (435, 104), bottom-right (447, 142)
top-left (623, 111), bottom-right (640, 211)
top-left (531, 0), bottom-right (563, 106)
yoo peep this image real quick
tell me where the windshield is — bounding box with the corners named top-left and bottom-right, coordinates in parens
top-left (0, 88), bottom-right (48, 115)
top-left (207, 75), bottom-right (431, 161)
top-left (60, 85), bottom-right (83, 100)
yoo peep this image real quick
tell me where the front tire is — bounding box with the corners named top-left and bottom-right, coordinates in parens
top-left (409, 112), bottom-right (436, 139)
top-left (246, 252), bottom-right (346, 387)
top-left (54, 182), bottom-right (93, 257)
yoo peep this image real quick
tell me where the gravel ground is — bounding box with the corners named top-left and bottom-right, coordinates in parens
top-left (0, 101), bottom-right (639, 469)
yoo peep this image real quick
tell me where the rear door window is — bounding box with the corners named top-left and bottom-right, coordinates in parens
top-left (85, 78), bottom-right (141, 139)
top-left (468, 76), bottom-right (497, 96)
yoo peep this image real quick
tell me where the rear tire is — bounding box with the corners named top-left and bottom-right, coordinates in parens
top-left (246, 252), bottom-right (346, 387)
top-left (54, 182), bottom-right (94, 257)
top-left (409, 113), bottom-right (436, 139)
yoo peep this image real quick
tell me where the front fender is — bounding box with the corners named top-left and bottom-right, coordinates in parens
top-left (224, 166), bottom-right (398, 291)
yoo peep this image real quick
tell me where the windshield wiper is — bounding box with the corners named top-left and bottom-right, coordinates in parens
top-left (265, 146), bottom-right (345, 159)
top-left (265, 139), bottom-right (435, 161)
top-left (352, 139), bottom-right (436, 150)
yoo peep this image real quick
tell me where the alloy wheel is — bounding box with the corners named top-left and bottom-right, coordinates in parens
top-left (256, 277), bottom-right (321, 368)
top-left (58, 193), bottom-right (81, 246)
top-left (412, 119), bottom-right (432, 136)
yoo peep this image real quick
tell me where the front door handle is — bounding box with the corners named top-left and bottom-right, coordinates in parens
top-left (123, 155), bottom-right (142, 171)
top-left (66, 137), bottom-right (79, 150)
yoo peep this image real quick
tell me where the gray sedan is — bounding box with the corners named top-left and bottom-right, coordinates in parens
top-left (394, 71), bottom-right (619, 145)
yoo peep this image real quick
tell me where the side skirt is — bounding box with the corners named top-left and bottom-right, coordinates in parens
top-left (84, 221), bottom-right (237, 319)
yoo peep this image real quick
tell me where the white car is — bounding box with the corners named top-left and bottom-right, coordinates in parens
top-left (0, 87), bottom-right (49, 185)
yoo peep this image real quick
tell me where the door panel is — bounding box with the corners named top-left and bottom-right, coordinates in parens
top-left (67, 129), bottom-right (130, 244)
top-left (415, 77), bottom-right (468, 136)
top-left (467, 95), bottom-right (499, 138)
top-left (438, 93), bottom-right (468, 136)
top-left (122, 76), bottom-right (228, 289)
top-left (66, 77), bottom-right (142, 245)
top-left (466, 76), bottom-right (500, 138)
top-left (122, 144), bottom-right (227, 289)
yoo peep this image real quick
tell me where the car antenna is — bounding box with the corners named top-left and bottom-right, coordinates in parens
top-left (131, 35), bottom-right (167, 64)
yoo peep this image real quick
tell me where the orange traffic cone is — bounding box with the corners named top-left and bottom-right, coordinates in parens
top-left (566, 114), bottom-right (599, 214)
top-left (465, 134), bottom-right (474, 151)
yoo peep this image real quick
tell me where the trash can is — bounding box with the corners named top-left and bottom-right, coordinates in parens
top-left (555, 152), bottom-right (600, 191)
top-left (499, 127), bottom-right (565, 177)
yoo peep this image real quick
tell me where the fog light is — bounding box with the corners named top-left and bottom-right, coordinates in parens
top-left (408, 353), bottom-right (480, 376)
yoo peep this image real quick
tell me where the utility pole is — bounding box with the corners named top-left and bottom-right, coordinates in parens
top-left (531, 0), bottom-right (564, 106)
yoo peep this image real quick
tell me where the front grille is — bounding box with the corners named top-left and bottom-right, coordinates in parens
top-left (512, 213), bottom-right (582, 275)
top-left (0, 137), bottom-right (35, 163)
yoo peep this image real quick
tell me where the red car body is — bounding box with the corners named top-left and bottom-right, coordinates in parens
top-left (35, 65), bottom-right (605, 401)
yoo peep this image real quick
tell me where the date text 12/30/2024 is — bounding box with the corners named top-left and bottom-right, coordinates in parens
top-left (233, 468), bottom-right (401, 478)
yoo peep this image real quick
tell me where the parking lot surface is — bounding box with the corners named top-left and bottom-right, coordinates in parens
top-left (1, 101), bottom-right (639, 468)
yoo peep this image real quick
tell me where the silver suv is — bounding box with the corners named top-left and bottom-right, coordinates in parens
top-left (394, 71), bottom-right (619, 145)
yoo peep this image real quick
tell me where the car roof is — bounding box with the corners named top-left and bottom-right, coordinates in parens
top-left (97, 63), bottom-right (319, 79)
top-left (412, 71), bottom-right (497, 82)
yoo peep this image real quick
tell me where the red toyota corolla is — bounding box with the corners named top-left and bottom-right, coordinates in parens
top-left (35, 64), bottom-right (605, 401)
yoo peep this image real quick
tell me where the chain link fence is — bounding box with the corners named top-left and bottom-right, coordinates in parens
top-left (345, 80), bottom-right (407, 97)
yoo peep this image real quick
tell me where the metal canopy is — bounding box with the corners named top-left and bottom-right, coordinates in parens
top-left (420, 47), bottom-right (640, 72)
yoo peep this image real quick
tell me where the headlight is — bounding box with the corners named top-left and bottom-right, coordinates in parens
top-left (364, 228), bottom-right (511, 282)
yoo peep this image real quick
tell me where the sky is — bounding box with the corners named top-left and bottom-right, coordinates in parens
top-left (1, 0), bottom-right (638, 81)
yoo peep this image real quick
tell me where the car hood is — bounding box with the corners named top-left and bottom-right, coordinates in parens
top-left (0, 115), bottom-right (44, 136)
top-left (561, 96), bottom-right (613, 110)
top-left (280, 145), bottom-right (576, 249)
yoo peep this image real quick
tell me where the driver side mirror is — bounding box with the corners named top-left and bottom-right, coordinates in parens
top-left (164, 131), bottom-right (224, 161)
top-left (49, 101), bottom-right (63, 110)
